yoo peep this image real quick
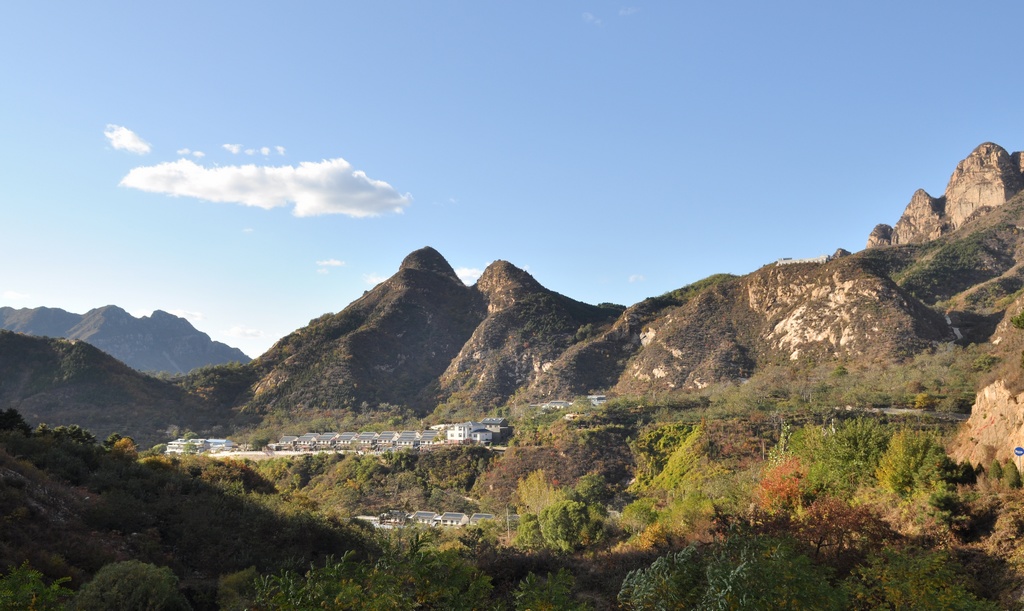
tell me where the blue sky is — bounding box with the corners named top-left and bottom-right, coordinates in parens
top-left (2, 2), bottom-right (1022, 358)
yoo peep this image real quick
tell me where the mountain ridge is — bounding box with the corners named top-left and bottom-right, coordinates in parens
top-left (0, 305), bottom-right (251, 374)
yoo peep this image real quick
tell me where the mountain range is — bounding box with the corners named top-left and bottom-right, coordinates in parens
top-left (6, 141), bottom-right (1024, 457)
top-left (0, 305), bottom-right (250, 374)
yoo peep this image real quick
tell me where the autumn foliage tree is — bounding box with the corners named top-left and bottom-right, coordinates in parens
top-left (755, 455), bottom-right (807, 514)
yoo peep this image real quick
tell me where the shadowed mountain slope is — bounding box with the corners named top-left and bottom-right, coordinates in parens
top-left (0, 305), bottom-right (250, 374)
top-left (0, 331), bottom-right (240, 447)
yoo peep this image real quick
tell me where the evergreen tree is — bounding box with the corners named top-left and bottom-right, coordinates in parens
top-left (1004, 461), bottom-right (1022, 489)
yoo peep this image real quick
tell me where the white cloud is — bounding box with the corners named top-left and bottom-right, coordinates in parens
top-left (275, 146), bottom-right (286, 155)
top-left (619, 7), bottom-right (639, 16)
top-left (583, 12), bottom-right (602, 26)
top-left (2, 290), bottom-right (29, 300)
top-left (168, 309), bottom-right (204, 321)
top-left (260, 147), bottom-right (270, 156)
top-left (455, 267), bottom-right (483, 285)
top-left (119, 157), bottom-right (412, 218)
top-left (363, 273), bottom-right (388, 285)
top-left (223, 143), bottom-right (242, 154)
top-left (226, 326), bottom-right (265, 338)
top-left (316, 258), bottom-right (345, 274)
top-left (104, 124), bottom-right (151, 154)
top-left (177, 148), bottom-right (206, 158)
top-left (629, 274), bottom-right (645, 283)
top-left (242, 227), bottom-right (254, 233)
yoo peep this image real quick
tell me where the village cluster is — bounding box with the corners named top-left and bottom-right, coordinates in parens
top-left (356, 509), bottom-right (498, 530)
top-left (164, 418), bottom-right (512, 455)
top-left (268, 417), bottom-right (512, 452)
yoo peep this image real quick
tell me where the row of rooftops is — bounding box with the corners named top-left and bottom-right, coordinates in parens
top-left (270, 418), bottom-right (511, 451)
top-left (532, 396), bottom-right (607, 411)
top-left (358, 510), bottom-right (497, 528)
top-left (165, 438), bottom-right (235, 454)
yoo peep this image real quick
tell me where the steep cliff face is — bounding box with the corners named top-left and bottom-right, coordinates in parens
top-left (0, 305), bottom-right (250, 374)
top-left (869, 143), bottom-right (1024, 247)
top-left (950, 293), bottom-right (1024, 465)
top-left (950, 380), bottom-right (1024, 466)
top-left (945, 143), bottom-right (1024, 230)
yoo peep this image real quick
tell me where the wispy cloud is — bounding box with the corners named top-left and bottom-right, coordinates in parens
top-left (223, 143), bottom-right (284, 156)
top-left (242, 227), bottom-right (254, 233)
top-left (119, 157), bottom-right (412, 218)
top-left (316, 258), bottom-right (346, 274)
top-left (2, 290), bottom-right (29, 300)
top-left (226, 326), bottom-right (265, 338)
top-left (177, 148), bottom-right (205, 158)
top-left (583, 12), bottom-right (603, 26)
top-left (455, 267), bottom-right (483, 285)
top-left (168, 309), bottom-right (204, 321)
top-left (363, 273), bottom-right (388, 285)
top-left (104, 124), bottom-right (151, 154)
top-left (619, 7), bottom-right (639, 16)
top-left (629, 274), bottom-right (645, 283)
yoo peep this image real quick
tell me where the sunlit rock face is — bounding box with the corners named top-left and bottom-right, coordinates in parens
top-left (868, 142), bottom-right (1024, 247)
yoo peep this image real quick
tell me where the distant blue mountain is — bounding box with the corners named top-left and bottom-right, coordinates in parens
top-left (0, 305), bottom-right (250, 374)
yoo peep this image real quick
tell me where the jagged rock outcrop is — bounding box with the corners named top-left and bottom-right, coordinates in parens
top-left (0, 305), bottom-right (250, 374)
top-left (868, 143), bottom-right (1024, 247)
top-left (866, 224), bottom-right (893, 249)
top-left (891, 189), bottom-right (947, 245)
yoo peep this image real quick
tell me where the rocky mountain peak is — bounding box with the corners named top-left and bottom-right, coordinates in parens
top-left (476, 260), bottom-right (545, 313)
top-left (397, 246), bottom-right (462, 284)
top-left (867, 142), bottom-right (1024, 247)
top-left (943, 142), bottom-right (1024, 230)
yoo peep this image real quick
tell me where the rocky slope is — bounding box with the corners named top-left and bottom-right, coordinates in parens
top-left (437, 260), bottom-right (622, 408)
top-left (525, 255), bottom-right (949, 400)
top-left (0, 306), bottom-right (250, 374)
top-left (227, 244), bottom-right (952, 417)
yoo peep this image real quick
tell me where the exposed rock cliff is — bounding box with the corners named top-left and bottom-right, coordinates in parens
top-left (868, 143), bottom-right (1024, 247)
top-left (510, 257), bottom-right (948, 401)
